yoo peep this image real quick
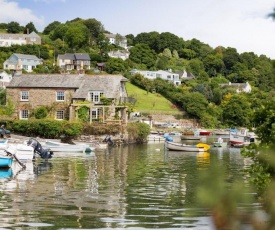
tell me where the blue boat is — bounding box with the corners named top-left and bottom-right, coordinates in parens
top-left (0, 155), bottom-right (13, 168)
top-left (0, 168), bottom-right (12, 178)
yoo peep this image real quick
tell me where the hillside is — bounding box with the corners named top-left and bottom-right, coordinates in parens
top-left (125, 82), bottom-right (181, 114)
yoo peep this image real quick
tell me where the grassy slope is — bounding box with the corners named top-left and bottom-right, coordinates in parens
top-left (125, 82), bottom-right (180, 113)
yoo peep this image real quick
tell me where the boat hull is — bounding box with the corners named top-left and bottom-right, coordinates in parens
top-left (199, 131), bottom-right (211, 136)
top-left (6, 144), bottom-right (34, 160)
top-left (165, 141), bottom-right (205, 152)
top-left (181, 136), bottom-right (201, 140)
top-left (213, 142), bottom-right (227, 147)
top-left (0, 156), bottom-right (13, 168)
top-left (44, 141), bottom-right (94, 153)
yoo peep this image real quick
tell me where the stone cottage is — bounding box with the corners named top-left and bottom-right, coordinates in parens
top-left (6, 74), bottom-right (128, 123)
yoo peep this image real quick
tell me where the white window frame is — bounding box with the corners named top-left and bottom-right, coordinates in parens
top-left (21, 91), bottom-right (29, 101)
top-left (90, 91), bottom-right (103, 103)
top-left (91, 108), bottom-right (98, 119)
top-left (56, 110), bottom-right (64, 120)
top-left (20, 110), bottom-right (29, 119)
top-left (56, 91), bottom-right (65, 101)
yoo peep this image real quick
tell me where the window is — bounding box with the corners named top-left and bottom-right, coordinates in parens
top-left (56, 110), bottom-right (64, 120)
top-left (20, 110), bottom-right (29, 119)
top-left (21, 91), bottom-right (29, 101)
top-left (90, 91), bottom-right (103, 103)
top-left (91, 108), bottom-right (98, 119)
top-left (56, 91), bottom-right (65, 101)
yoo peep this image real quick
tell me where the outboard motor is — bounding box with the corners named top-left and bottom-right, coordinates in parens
top-left (103, 135), bottom-right (114, 145)
top-left (27, 138), bottom-right (53, 159)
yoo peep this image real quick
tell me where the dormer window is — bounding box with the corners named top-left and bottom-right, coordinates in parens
top-left (90, 91), bottom-right (103, 103)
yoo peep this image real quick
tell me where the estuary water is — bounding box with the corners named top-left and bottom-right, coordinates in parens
top-left (0, 139), bottom-right (257, 229)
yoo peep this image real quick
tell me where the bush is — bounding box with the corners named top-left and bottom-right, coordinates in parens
top-left (34, 106), bottom-right (48, 119)
top-left (126, 122), bottom-right (150, 143)
top-left (10, 119), bottom-right (83, 139)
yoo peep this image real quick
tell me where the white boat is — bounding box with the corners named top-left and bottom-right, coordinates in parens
top-left (181, 135), bottom-right (201, 140)
top-left (43, 141), bottom-right (95, 153)
top-left (6, 143), bottom-right (35, 160)
top-left (229, 129), bottom-right (251, 147)
top-left (165, 141), bottom-right (210, 152)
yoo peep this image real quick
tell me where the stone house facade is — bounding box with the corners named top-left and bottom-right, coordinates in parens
top-left (6, 74), bottom-right (128, 123)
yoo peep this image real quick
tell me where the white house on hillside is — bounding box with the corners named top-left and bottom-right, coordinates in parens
top-left (105, 33), bottom-right (128, 49)
top-left (3, 53), bottom-right (42, 73)
top-left (220, 82), bottom-right (252, 93)
top-left (0, 70), bottom-right (12, 88)
top-left (108, 50), bottom-right (130, 60)
top-left (0, 31), bottom-right (41, 47)
top-left (130, 69), bottom-right (181, 86)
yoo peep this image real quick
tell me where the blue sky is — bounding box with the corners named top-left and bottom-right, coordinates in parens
top-left (1, 0), bottom-right (275, 58)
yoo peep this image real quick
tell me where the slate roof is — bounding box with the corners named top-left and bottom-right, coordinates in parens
top-left (57, 53), bottom-right (90, 61)
top-left (7, 74), bottom-right (128, 99)
top-left (0, 32), bottom-right (40, 39)
top-left (8, 75), bottom-right (81, 88)
top-left (13, 53), bottom-right (41, 61)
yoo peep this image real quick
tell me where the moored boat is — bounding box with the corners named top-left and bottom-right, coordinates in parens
top-left (198, 129), bottom-right (211, 136)
top-left (165, 141), bottom-right (210, 152)
top-left (43, 140), bottom-right (95, 153)
top-left (181, 135), bottom-right (201, 140)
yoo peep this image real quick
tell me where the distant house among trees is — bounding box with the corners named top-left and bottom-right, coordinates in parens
top-left (57, 53), bottom-right (91, 71)
top-left (0, 31), bottom-right (41, 47)
top-left (105, 33), bottom-right (128, 49)
top-left (176, 70), bottom-right (196, 80)
top-left (130, 69), bottom-right (181, 86)
top-left (219, 82), bottom-right (252, 93)
top-left (3, 53), bottom-right (42, 73)
top-left (108, 50), bottom-right (130, 60)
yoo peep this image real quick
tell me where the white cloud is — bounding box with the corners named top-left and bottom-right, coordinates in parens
top-left (0, 0), bottom-right (44, 28)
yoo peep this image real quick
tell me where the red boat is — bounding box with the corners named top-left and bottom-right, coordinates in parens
top-left (199, 130), bottom-right (211, 136)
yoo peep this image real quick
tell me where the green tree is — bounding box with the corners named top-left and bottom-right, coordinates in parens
top-left (106, 58), bottom-right (126, 74)
top-left (24, 22), bottom-right (38, 34)
top-left (222, 94), bottom-right (252, 127)
top-left (50, 24), bottom-right (69, 41)
top-left (64, 22), bottom-right (89, 49)
top-left (129, 44), bottom-right (157, 69)
top-left (157, 32), bottom-right (182, 53)
top-left (163, 48), bottom-right (172, 58)
top-left (134, 31), bottom-right (160, 51)
top-left (83, 18), bottom-right (104, 40)
top-left (181, 92), bottom-right (209, 119)
top-left (7, 21), bottom-right (21, 33)
top-left (43, 21), bottom-right (61, 35)
top-left (156, 55), bottom-right (169, 70)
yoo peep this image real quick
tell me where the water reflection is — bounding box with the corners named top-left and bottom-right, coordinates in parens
top-left (0, 143), bottom-right (256, 229)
